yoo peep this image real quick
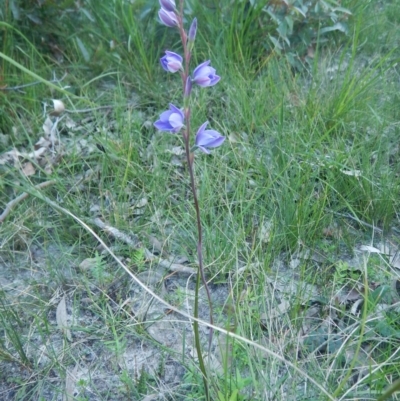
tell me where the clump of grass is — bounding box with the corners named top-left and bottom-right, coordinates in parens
top-left (1, 0), bottom-right (400, 400)
top-left (0, 290), bottom-right (31, 368)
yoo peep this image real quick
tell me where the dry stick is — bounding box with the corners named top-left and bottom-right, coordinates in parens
top-left (1, 73), bottom-right (68, 92)
top-left (0, 180), bottom-right (56, 224)
top-left (31, 193), bottom-right (336, 401)
top-left (92, 217), bottom-right (197, 275)
top-left (64, 105), bottom-right (116, 114)
top-left (332, 210), bottom-right (384, 233)
top-left (92, 217), bottom-right (140, 249)
top-left (61, 102), bottom-right (135, 115)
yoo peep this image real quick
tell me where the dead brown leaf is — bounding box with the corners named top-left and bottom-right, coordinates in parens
top-left (63, 363), bottom-right (78, 401)
top-left (21, 162), bottom-right (35, 176)
top-left (56, 296), bottom-right (72, 341)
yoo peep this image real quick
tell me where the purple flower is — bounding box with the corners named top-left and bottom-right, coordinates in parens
top-left (159, 0), bottom-right (176, 12)
top-left (154, 104), bottom-right (185, 133)
top-left (160, 51), bottom-right (183, 73)
top-left (158, 8), bottom-right (178, 27)
top-left (192, 61), bottom-right (220, 87)
top-left (188, 18), bottom-right (197, 43)
top-left (195, 122), bottom-right (225, 153)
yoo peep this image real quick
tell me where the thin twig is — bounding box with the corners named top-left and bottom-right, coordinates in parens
top-left (332, 210), bottom-right (384, 233)
top-left (92, 217), bottom-right (140, 248)
top-left (62, 102), bottom-right (135, 114)
top-left (1, 73), bottom-right (67, 92)
top-left (64, 105), bottom-right (116, 113)
top-left (0, 180), bottom-right (56, 223)
top-left (34, 194), bottom-right (336, 401)
top-left (93, 218), bottom-right (197, 274)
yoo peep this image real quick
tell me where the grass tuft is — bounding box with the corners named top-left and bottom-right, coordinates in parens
top-left (1, 0), bottom-right (400, 400)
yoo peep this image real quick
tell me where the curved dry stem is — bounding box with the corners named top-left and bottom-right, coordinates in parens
top-left (29, 189), bottom-right (336, 401)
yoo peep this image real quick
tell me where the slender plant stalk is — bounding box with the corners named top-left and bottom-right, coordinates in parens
top-left (377, 378), bottom-right (400, 401)
top-left (184, 143), bottom-right (211, 400)
top-left (177, 2), bottom-right (214, 398)
top-left (155, 2), bottom-right (224, 398)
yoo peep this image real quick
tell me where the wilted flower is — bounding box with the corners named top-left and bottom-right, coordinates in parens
top-left (195, 121), bottom-right (225, 153)
top-left (159, 0), bottom-right (176, 12)
top-left (154, 104), bottom-right (185, 133)
top-left (158, 8), bottom-right (178, 27)
top-left (192, 60), bottom-right (220, 87)
top-left (160, 51), bottom-right (183, 73)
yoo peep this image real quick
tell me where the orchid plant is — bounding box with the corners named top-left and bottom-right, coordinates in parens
top-left (154, 0), bottom-right (225, 398)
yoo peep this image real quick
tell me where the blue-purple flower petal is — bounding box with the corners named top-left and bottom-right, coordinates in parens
top-left (158, 8), bottom-right (178, 27)
top-left (154, 104), bottom-right (185, 133)
top-left (160, 51), bottom-right (183, 73)
top-left (195, 121), bottom-right (225, 153)
top-left (192, 61), bottom-right (221, 87)
top-left (159, 0), bottom-right (176, 12)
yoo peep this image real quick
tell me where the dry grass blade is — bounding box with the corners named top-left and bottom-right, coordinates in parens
top-left (56, 295), bottom-right (72, 342)
top-left (33, 191), bottom-right (337, 401)
top-left (63, 363), bottom-right (79, 401)
top-left (0, 180), bottom-right (56, 223)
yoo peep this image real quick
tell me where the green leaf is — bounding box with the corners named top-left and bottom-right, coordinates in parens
top-left (10, 0), bottom-right (21, 20)
top-left (293, 6), bottom-right (307, 18)
top-left (277, 22), bottom-right (290, 46)
top-left (76, 37), bottom-right (91, 62)
top-left (369, 285), bottom-right (391, 304)
top-left (333, 7), bottom-right (352, 15)
top-left (80, 8), bottom-right (95, 23)
top-left (320, 22), bottom-right (348, 35)
top-left (229, 389), bottom-right (239, 401)
top-left (285, 15), bottom-right (294, 34)
top-left (218, 392), bottom-right (226, 401)
top-left (269, 35), bottom-right (283, 51)
top-left (373, 320), bottom-right (400, 339)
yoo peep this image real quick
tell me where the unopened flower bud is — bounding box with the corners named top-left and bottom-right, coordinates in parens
top-left (184, 76), bottom-right (192, 98)
top-left (159, 0), bottom-right (176, 12)
top-left (158, 8), bottom-right (178, 27)
top-left (188, 18), bottom-right (197, 43)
